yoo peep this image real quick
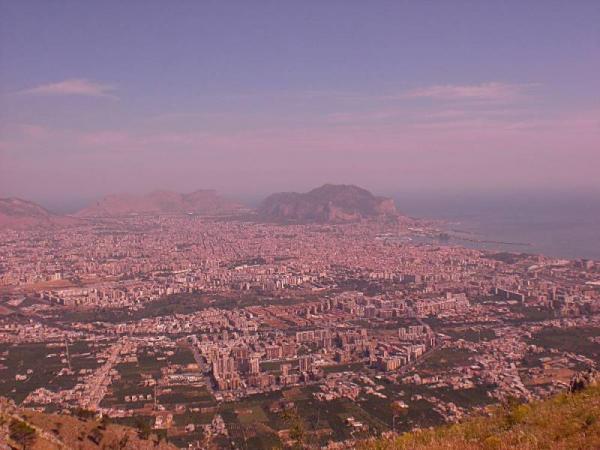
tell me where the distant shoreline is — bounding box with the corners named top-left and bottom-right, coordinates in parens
top-left (447, 231), bottom-right (531, 247)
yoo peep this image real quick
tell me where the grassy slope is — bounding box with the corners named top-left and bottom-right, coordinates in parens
top-left (362, 386), bottom-right (600, 450)
top-left (1, 407), bottom-right (178, 450)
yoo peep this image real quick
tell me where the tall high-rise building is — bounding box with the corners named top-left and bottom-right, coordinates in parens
top-left (299, 355), bottom-right (313, 372)
top-left (249, 355), bottom-right (260, 375)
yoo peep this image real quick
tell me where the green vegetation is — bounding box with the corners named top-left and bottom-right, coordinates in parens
top-left (337, 278), bottom-right (396, 296)
top-left (0, 341), bottom-right (105, 403)
top-left (57, 292), bottom-right (308, 323)
top-left (9, 419), bottom-right (37, 449)
top-left (483, 252), bottom-right (530, 264)
top-left (418, 347), bottom-right (474, 372)
top-left (158, 385), bottom-right (214, 406)
top-left (358, 380), bottom-right (448, 433)
top-left (101, 344), bottom-right (212, 414)
top-left (207, 378), bottom-right (497, 449)
top-left (506, 304), bottom-right (555, 323)
top-left (443, 327), bottom-right (496, 342)
top-left (322, 362), bottom-right (365, 374)
top-left (362, 385), bottom-right (600, 450)
top-left (528, 326), bottom-right (600, 363)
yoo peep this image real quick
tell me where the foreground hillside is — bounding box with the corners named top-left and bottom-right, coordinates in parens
top-left (362, 385), bottom-right (600, 450)
top-left (0, 398), bottom-right (176, 450)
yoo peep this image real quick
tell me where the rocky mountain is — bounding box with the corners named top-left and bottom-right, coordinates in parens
top-left (258, 184), bottom-right (400, 223)
top-left (77, 189), bottom-right (245, 217)
top-left (0, 198), bottom-right (75, 228)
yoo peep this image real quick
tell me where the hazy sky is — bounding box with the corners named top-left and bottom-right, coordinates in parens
top-left (1, 0), bottom-right (599, 204)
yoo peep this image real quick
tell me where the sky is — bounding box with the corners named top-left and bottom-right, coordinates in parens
top-left (1, 0), bottom-right (599, 206)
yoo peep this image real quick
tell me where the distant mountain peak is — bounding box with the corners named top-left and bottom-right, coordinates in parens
top-left (0, 197), bottom-right (75, 228)
top-left (76, 189), bottom-right (245, 217)
top-left (258, 184), bottom-right (400, 223)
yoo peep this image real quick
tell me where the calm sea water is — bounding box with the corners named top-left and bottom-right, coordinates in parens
top-left (396, 192), bottom-right (600, 260)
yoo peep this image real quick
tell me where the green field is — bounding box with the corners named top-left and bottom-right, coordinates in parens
top-left (0, 340), bottom-right (108, 404)
top-left (528, 326), bottom-right (600, 363)
top-left (56, 292), bottom-right (310, 324)
top-left (417, 347), bottom-right (474, 372)
top-left (443, 327), bottom-right (496, 342)
top-left (101, 343), bottom-right (211, 412)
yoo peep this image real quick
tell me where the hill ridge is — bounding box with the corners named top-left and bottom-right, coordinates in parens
top-left (0, 197), bottom-right (76, 228)
top-left (0, 397), bottom-right (176, 449)
top-left (360, 381), bottom-right (600, 450)
top-left (76, 189), bottom-right (245, 217)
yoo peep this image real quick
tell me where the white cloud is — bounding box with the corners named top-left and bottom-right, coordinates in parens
top-left (404, 82), bottom-right (534, 101)
top-left (18, 78), bottom-right (118, 99)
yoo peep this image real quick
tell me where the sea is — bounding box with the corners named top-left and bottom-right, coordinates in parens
top-left (395, 192), bottom-right (600, 261)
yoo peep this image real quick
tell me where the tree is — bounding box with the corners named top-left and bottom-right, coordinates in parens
top-left (289, 422), bottom-right (305, 449)
top-left (9, 419), bottom-right (37, 450)
top-left (135, 418), bottom-right (152, 440)
top-left (391, 401), bottom-right (409, 433)
top-left (282, 409), bottom-right (304, 449)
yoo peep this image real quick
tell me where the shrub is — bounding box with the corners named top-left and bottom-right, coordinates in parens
top-left (9, 419), bottom-right (37, 449)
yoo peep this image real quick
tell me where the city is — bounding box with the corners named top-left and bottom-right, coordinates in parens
top-left (1, 210), bottom-right (598, 448)
top-left (1, 1), bottom-right (599, 448)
